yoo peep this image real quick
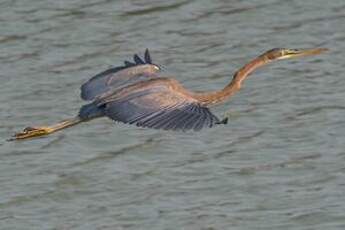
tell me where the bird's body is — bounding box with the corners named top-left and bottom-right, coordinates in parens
top-left (77, 50), bottom-right (223, 131)
top-left (12, 47), bottom-right (327, 140)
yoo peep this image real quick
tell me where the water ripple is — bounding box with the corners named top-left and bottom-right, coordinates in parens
top-left (1, 0), bottom-right (344, 229)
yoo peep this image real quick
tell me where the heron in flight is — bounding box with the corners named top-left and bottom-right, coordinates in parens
top-left (12, 47), bottom-right (326, 140)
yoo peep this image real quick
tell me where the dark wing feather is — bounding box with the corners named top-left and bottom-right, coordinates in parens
top-left (144, 49), bottom-right (152, 64)
top-left (81, 49), bottom-right (158, 101)
top-left (101, 83), bottom-right (220, 131)
top-left (133, 54), bottom-right (145, 64)
top-left (124, 60), bottom-right (135, 67)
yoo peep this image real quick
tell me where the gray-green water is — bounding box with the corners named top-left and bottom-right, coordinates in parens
top-left (1, 0), bottom-right (345, 229)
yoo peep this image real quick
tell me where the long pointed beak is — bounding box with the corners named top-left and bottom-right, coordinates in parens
top-left (281, 48), bottom-right (328, 59)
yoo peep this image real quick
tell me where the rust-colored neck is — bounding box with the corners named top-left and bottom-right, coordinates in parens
top-left (191, 53), bottom-right (268, 105)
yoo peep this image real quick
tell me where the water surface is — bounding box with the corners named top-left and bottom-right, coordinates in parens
top-left (1, 0), bottom-right (345, 229)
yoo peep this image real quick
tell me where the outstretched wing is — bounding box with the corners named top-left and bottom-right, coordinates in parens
top-left (81, 49), bottom-right (159, 101)
top-left (95, 79), bottom-right (221, 131)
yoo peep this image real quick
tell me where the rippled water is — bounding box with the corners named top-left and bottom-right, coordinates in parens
top-left (1, 0), bottom-right (345, 229)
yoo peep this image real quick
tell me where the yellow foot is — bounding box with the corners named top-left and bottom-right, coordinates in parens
top-left (10, 126), bottom-right (52, 141)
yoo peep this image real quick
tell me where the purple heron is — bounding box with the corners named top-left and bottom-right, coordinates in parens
top-left (11, 47), bottom-right (327, 140)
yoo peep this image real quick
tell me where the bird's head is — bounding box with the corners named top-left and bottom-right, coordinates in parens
top-left (264, 47), bottom-right (328, 61)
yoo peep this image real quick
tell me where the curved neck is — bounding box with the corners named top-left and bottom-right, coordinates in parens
top-left (192, 53), bottom-right (269, 105)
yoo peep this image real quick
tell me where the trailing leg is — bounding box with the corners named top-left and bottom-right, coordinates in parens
top-left (10, 117), bottom-right (83, 141)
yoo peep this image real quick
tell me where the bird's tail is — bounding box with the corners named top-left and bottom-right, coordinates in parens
top-left (79, 103), bottom-right (104, 120)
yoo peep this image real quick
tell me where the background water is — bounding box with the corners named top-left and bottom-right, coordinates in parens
top-left (1, 0), bottom-right (345, 229)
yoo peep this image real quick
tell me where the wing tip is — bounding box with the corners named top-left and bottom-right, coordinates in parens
top-left (133, 49), bottom-right (153, 65)
top-left (144, 48), bottom-right (152, 64)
